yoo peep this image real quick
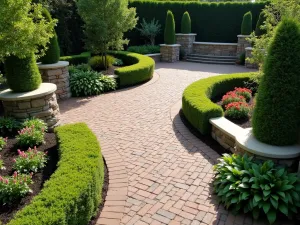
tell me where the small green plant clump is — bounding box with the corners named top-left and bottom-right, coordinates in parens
top-left (0, 172), bottom-right (33, 205)
top-left (0, 137), bottom-right (8, 151)
top-left (181, 11), bottom-right (191, 34)
top-left (241, 11), bottom-right (253, 35)
top-left (16, 126), bottom-right (45, 148)
top-left (113, 58), bottom-right (124, 66)
top-left (88, 55), bottom-right (116, 71)
top-left (225, 102), bottom-right (251, 120)
top-left (13, 147), bottom-right (47, 174)
top-left (127, 45), bottom-right (160, 55)
top-left (164, 10), bottom-right (176, 44)
top-left (214, 154), bottom-right (300, 224)
top-left (22, 118), bottom-right (47, 133)
top-left (0, 156), bottom-right (4, 170)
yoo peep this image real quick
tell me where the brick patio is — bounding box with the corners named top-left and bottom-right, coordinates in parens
top-left (59, 62), bottom-right (265, 225)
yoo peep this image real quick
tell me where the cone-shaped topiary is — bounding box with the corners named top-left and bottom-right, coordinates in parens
top-left (181, 11), bottom-right (191, 34)
top-left (241, 11), bottom-right (252, 35)
top-left (255, 11), bottom-right (266, 36)
top-left (4, 53), bottom-right (42, 92)
top-left (164, 10), bottom-right (176, 44)
top-left (252, 18), bottom-right (300, 146)
top-left (40, 8), bottom-right (60, 64)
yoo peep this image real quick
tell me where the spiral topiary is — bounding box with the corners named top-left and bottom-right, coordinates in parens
top-left (181, 11), bottom-right (191, 34)
top-left (252, 18), bottom-right (300, 146)
top-left (40, 8), bottom-right (60, 64)
top-left (164, 10), bottom-right (176, 44)
top-left (241, 11), bottom-right (252, 35)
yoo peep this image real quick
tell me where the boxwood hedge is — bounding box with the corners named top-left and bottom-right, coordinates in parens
top-left (8, 123), bottom-right (104, 225)
top-left (60, 52), bottom-right (91, 65)
top-left (182, 73), bottom-right (253, 135)
top-left (110, 51), bottom-right (155, 87)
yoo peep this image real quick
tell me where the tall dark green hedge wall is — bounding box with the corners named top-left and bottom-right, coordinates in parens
top-left (51, 0), bottom-right (266, 55)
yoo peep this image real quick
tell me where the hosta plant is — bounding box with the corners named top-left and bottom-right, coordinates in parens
top-left (0, 137), bottom-right (8, 151)
top-left (22, 118), bottom-right (47, 133)
top-left (234, 87), bottom-right (252, 102)
top-left (222, 91), bottom-right (246, 107)
top-left (99, 75), bottom-right (117, 92)
top-left (16, 126), bottom-right (45, 148)
top-left (214, 154), bottom-right (300, 224)
top-left (0, 172), bottom-right (33, 205)
top-left (13, 147), bottom-right (48, 173)
top-left (225, 102), bottom-right (251, 120)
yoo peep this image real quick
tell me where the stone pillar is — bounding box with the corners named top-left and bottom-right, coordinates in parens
top-left (245, 47), bottom-right (258, 69)
top-left (175, 33), bottom-right (197, 59)
top-left (160, 44), bottom-right (181, 63)
top-left (237, 35), bottom-right (251, 57)
top-left (38, 61), bottom-right (71, 100)
top-left (0, 83), bottom-right (60, 129)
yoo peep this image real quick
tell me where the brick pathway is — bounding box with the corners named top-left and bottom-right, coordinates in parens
top-left (59, 62), bottom-right (257, 225)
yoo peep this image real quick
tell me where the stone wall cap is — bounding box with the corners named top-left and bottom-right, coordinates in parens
top-left (175, 33), bottom-right (197, 36)
top-left (0, 83), bottom-right (57, 101)
top-left (38, 61), bottom-right (69, 69)
top-left (245, 47), bottom-right (253, 50)
top-left (237, 34), bottom-right (251, 38)
top-left (193, 42), bottom-right (238, 46)
top-left (160, 44), bottom-right (181, 47)
top-left (145, 53), bottom-right (161, 56)
top-left (236, 129), bottom-right (300, 159)
top-left (210, 117), bottom-right (245, 139)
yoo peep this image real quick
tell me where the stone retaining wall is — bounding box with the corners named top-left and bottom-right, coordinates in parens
top-left (211, 125), bottom-right (235, 153)
top-left (38, 61), bottom-right (71, 100)
top-left (237, 35), bottom-right (251, 57)
top-left (245, 47), bottom-right (258, 69)
top-left (193, 42), bottom-right (237, 56)
top-left (160, 44), bottom-right (180, 63)
top-left (176, 34), bottom-right (196, 58)
top-left (145, 53), bottom-right (161, 62)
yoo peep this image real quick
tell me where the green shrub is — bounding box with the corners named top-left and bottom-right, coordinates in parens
top-left (110, 51), bottom-right (155, 87)
top-left (241, 11), bottom-right (252, 35)
top-left (214, 154), bottom-right (300, 224)
top-left (181, 11), bottom-right (191, 34)
top-left (0, 117), bottom-right (19, 134)
top-left (182, 73), bottom-right (253, 135)
top-left (255, 11), bottom-right (266, 36)
top-left (225, 102), bottom-right (251, 120)
top-left (222, 91), bottom-right (246, 107)
top-left (40, 8), bottom-right (60, 64)
top-left (88, 55), bottom-right (115, 71)
top-left (113, 58), bottom-right (124, 66)
top-left (234, 87), bottom-right (252, 102)
top-left (0, 158), bottom-right (4, 170)
top-left (22, 118), bottom-right (47, 133)
top-left (69, 64), bottom-right (91, 75)
top-left (164, 10), bottom-right (176, 44)
top-left (239, 52), bottom-right (246, 65)
top-left (8, 123), bottom-right (104, 225)
top-left (252, 19), bottom-right (300, 146)
top-left (16, 126), bottom-right (45, 148)
top-left (70, 70), bottom-right (116, 96)
top-left (0, 137), bottom-right (7, 151)
top-left (60, 52), bottom-right (91, 65)
top-left (136, 18), bottom-right (161, 45)
top-left (127, 45), bottom-right (160, 54)
top-left (4, 53), bottom-right (42, 92)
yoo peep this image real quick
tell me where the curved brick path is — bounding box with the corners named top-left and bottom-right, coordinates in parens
top-left (59, 62), bottom-right (257, 225)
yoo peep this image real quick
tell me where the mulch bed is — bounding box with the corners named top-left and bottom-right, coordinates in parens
top-left (0, 133), bottom-right (58, 224)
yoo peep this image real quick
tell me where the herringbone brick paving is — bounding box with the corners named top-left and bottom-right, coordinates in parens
top-left (59, 62), bottom-right (276, 225)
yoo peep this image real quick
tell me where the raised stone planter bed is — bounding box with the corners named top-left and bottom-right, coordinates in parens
top-left (176, 33), bottom-right (197, 58)
top-left (38, 61), bottom-right (71, 100)
top-left (160, 44), bottom-right (181, 63)
top-left (0, 83), bottom-right (60, 129)
top-left (210, 117), bottom-right (300, 169)
top-left (237, 35), bottom-right (251, 57)
top-left (193, 42), bottom-right (237, 56)
top-left (245, 47), bottom-right (258, 69)
top-left (145, 53), bottom-right (161, 62)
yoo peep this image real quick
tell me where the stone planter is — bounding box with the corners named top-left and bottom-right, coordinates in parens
top-left (237, 35), bottom-right (251, 57)
top-left (175, 33), bottom-right (196, 59)
top-left (160, 44), bottom-right (181, 63)
top-left (38, 61), bottom-right (71, 100)
top-left (245, 47), bottom-right (258, 69)
top-left (145, 53), bottom-right (161, 62)
top-left (0, 83), bottom-right (60, 129)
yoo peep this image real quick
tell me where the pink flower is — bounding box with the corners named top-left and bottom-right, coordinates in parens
top-left (13, 171), bottom-right (17, 178)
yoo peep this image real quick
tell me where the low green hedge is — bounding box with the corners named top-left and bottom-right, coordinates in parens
top-left (60, 52), bottom-right (91, 65)
top-left (182, 73), bottom-right (254, 135)
top-left (109, 51), bottom-right (155, 87)
top-left (8, 123), bottom-right (104, 225)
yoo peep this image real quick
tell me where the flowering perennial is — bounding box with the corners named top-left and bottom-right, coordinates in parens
top-left (222, 91), bottom-right (246, 107)
top-left (16, 126), bottom-right (44, 148)
top-left (225, 101), bottom-right (251, 119)
top-left (234, 87), bottom-right (252, 101)
top-left (13, 147), bottom-right (48, 173)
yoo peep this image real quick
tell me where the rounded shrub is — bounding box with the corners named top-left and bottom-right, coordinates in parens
top-left (40, 8), bottom-right (60, 64)
top-left (4, 53), bottom-right (42, 92)
top-left (255, 11), bottom-right (266, 36)
top-left (241, 11), bottom-right (253, 35)
top-left (88, 55), bottom-right (115, 71)
top-left (225, 102), bottom-right (251, 120)
top-left (252, 19), bottom-right (300, 146)
top-left (181, 11), bottom-right (191, 34)
top-left (164, 10), bottom-right (176, 45)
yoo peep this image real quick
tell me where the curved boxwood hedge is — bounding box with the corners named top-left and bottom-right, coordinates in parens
top-left (60, 52), bottom-right (91, 65)
top-left (182, 73), bottom-right (253, 135)
top-left (109, 51), bottom-right (155, 87)
top-left (8, 123), bottom-right (104, 225)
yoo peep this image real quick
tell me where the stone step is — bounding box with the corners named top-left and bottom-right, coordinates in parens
top-left (186, 58), bottom-right (235, 65)
top-left (188, 54), bottom-right (237, 60)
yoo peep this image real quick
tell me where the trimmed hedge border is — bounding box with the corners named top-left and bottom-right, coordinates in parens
top-left (60, 52), bottom-right (91, 65)
top-left (8, 123), bottom-right (104, 225)
top-left (110, 51), bottom-right (155, 87)
top-left (182, 73), bottom-right (254, 135)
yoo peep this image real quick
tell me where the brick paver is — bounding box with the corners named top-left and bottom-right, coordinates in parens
top-left (59, 62), bottom-right (259, 225)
